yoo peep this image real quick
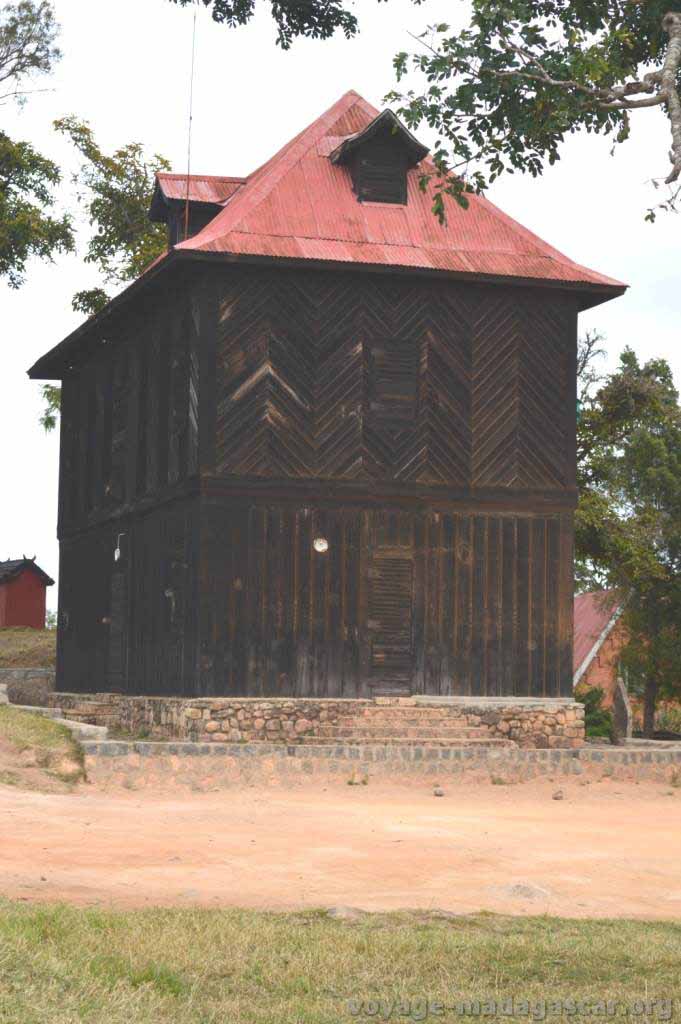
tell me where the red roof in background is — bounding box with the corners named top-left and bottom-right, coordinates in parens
top-left (175, 90), bottom-right (625, 292)
top-left (156, 173), bottom-right (245, 204)
top-left (573, 591), bottom-right (621, 681)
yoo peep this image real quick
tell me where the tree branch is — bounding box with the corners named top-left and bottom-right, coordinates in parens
top-left (661, 12), bottom-right (681, 183)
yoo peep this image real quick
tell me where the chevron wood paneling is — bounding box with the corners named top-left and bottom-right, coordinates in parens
top-left (472, 290), bottom-right (570, 488)
top-left (214, 270), bottom-right (478, 485)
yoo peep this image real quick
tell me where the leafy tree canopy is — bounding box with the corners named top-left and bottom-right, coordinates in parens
top-left (168, 0), bottom-right (386, 50)
top-left (0, 1), bottom-right (73, 287)
top-left (576, 343), bottom-right (681, 734)
top-left (389, 1), bottom-right (681, 221)
top-left (0, 130), bottom-right (73, 286)
top-left (0, 0), bottom-right (60, 104)
top-left (54, 116), bottom-right (170, 316)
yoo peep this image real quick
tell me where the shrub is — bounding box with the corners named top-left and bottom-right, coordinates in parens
top-left (576, 687), bottom-right (616, 742)
top-left (655, 706), bottom-right (681, 736)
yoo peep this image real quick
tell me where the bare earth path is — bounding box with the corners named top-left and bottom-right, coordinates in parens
top-left (1, 778), bottom-right (680, 919)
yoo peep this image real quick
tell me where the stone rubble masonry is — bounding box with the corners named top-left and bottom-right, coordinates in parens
top-left (0, 668), bottom-right (55, 686)
top-left (47, 693), bottom-right (585, 749)
top-left (81, 740), bottom-right (681, 791)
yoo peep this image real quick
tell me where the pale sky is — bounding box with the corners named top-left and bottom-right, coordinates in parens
top-left (1, 0), bottom-right (679, 613)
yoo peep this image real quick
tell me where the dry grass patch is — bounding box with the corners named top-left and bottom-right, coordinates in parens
top-left (0, 626), bottom-right (56, 668)
top-left (0, 903), bottom-right (679, 1023)
top-left (0, 706), bottom-right (84, 788)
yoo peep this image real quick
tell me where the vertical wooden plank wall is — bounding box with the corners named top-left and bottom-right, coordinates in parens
top-left (56, 274), bottom-right (202, 694)
top-left (199, 505), bottom-right (573, 699)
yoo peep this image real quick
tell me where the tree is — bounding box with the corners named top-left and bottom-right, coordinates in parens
top-left (0, 131), bottom-right (73, 286)
top-left (0, 1), bottom-right (73, 287)
top-left (168, 0), bottom-right (375, 49)
top-left (390, 2), bottom-right (681, 221)
top-left (40, 120), bottom-right (169, 430)
top-left (0, 0), bottom-right (60, 104)
top-left (54, 116), bottom-right (170, 316)
top-left (576, 344), bottom-right (681, 736)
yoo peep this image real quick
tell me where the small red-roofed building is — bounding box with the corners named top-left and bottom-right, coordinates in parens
top-left (0, 558), bottom-right (54, 629)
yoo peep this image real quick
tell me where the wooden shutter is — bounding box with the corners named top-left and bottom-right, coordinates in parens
top-left (367, 339), bottom-right (418, 429)
top-left (368, 555), bottom-right (414, 691)
top-left (352, 139), bottom-right (408, 205)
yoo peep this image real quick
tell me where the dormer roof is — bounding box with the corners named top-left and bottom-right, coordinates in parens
top-left (149, 173), bottom-right (245, 222)
top-left (329, 109), bottom-right (429, 168)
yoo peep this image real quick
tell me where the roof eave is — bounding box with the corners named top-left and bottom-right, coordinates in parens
top-left (179, 248), bottom-right (626, 308)
top-left (27, 248), bottom-right (178, 380)
top-left (28, 248), bottom-right (626, 380)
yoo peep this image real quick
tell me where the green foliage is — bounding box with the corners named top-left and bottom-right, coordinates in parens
top-left (168, 0), bottom-right (383, 49)
top-left (39, 382), bottom-right (59, 431)
top-left (388, 1), bottom-right (681, 220)
top-left (0, 3), bottom-right (73, 286)
top-left (0, 1), bottom-right (60, 105)
top-left (71, 286), bottom-right (109, 317)
top-left (655, 705), bottom-right (681, 734)
top-left (576, 343), bottom-right (681, 734)
top-left (54, 116), bottom-right (170, 300)
top-left (0, 131), bottom-right (73, 286)
top-left (575, 687), bottom-right (615, 741)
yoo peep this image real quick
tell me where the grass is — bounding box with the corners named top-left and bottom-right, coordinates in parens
top-left (0, 626), bottom-right (56, 668)
top-left (0, 904), bottom-right (679, 1023)
top-left (0, 706), bottom-right (84, 783)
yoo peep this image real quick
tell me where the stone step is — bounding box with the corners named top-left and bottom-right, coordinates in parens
top-left (320, 715), bottom-right (480, 726)
top-left (336, 706), bottom-right (466, 716)
top-left (12, 704), bottom-right (63, 718)
top-left (60, 718), bottom-right (109, 741)
top-left (298, 736), bottom-right (517, 748)
top-left (0, 684), bottom-right (7, 705)
top-left (315, 725), bottom-right (490, 739)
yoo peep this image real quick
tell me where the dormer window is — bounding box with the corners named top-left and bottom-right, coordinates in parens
top-left (330, 109), bottom-right (429, 207)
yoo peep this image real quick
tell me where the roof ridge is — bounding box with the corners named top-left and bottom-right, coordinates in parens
top-left (176, 91), bottom-right (376, 253)
top-left (158, 172), bottom-right (247, 180)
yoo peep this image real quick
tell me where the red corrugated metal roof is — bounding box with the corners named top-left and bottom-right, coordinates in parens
top-left (573, 591), bottom-right (621, 680)
top-left (156, 173), bottom-right (245, 204)
top-left (174, 90), bottom-right (625, 291)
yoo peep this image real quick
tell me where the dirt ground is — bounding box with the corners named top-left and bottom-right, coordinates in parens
top-left (2, 777), bottom-right (681, 919)
top-left (0, 737), bottom-right (73, 794)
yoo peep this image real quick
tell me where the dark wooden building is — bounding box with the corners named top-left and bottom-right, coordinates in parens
top-left (29, 92), bottom-right (624, 700)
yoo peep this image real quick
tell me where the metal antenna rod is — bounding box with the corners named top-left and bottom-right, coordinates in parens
top-left (184, 2), bottom-right (198, 241)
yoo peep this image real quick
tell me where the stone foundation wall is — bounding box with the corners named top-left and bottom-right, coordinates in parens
top-left (48, 693), bottom-right (584, 749)
top-left (50, 694), bottom-right (374, 742)
top-left (0, 667), bottom-right (55, 687)
top-left (82, 740), bottom-right (681, 792)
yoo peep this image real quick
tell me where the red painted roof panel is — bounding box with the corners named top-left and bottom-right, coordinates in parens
top-left (156, 173), bottom-right (245, 204)
top-left (173, 90), bottom-right (624, 291)
top-left (573, 590), bottom-right (621, 677)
